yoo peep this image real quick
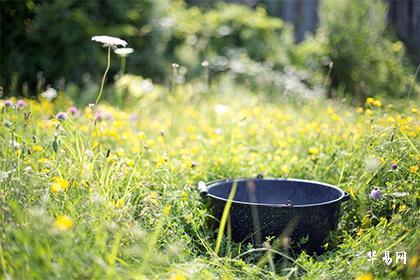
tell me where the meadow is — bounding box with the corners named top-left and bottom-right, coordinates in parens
top-left (0, 82), bottom-right (418, 279)
top-left (1, 0), bottom-right (420, 279)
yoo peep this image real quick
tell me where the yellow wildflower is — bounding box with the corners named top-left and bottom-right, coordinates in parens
top-left (54, 215), bottom-right (74, 231)
top-left (114, 198), bottom-right (124, 209)
top-left (39, 157), bottom-right (49, 164)
top-left (308, 147), bottom-right (319, 155)
top-left (50, 183), bottom-right (63, 193)
top-left (409, 255), bottom-right (418, 269)
top-left (149, 191), bottom-right (159, 205)
top-left (355, 273), bottom-right (372, 280)
top-left (32, 145), bottom-right (44, 152)
top-left (169, 272), bottom-right (186, 280)
top-left (372, 100), bottom-right (382, 107)
top-left (126, 159), bottom-right (135, 167)
top-left (361, 215), bottom-right (370, 227)
top-left (366, 97), bottom-right (374, 104)
top-left (50, 177), bottom-right (69, 193)
top-left (181, 192), bottom-right (188, 202)
top-left (331, 113), bottom-right (340, 121)
top-left (410, 165), bottom-right (418, 174)
top-left (399, 204), bottom-right (408, 212)
top-left (163, 205), bottom-right (171, 216)
top-left (137, 131), bottom-right (146, 140)
top-left (411, 107), bottom-right (417, 113)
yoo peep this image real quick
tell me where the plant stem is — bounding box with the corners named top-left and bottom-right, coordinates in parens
top-left (94, 46), bottom-right (111, 112)
top-left (120, 56), bottom-right (126, 76)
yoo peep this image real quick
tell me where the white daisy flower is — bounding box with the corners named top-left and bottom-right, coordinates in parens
top-left (41, 88), bottom-right (57, 101)
top-left (114, 47), bottom-right (134, 57)
top-left (91, 35), bottom-right (127, 47)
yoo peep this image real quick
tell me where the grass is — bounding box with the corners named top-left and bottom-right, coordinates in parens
top-left (0, 84), bottom-right (418, 279)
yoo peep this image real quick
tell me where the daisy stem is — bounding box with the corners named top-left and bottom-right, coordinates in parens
top-left (94, 46), bottom-right (111, 112)
top-left (120, 56), bottom-right (126, 76)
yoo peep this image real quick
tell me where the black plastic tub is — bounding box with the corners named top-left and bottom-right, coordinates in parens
top-left (198, 177), bottom-right (350, 254)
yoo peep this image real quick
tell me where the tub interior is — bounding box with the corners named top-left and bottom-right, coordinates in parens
top-left (207, 179), bottom-right (342, 206)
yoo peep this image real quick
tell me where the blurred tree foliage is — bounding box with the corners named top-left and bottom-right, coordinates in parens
top-left (1, 0), bottom-right (418, 101)
top-left (0, 0), bottom-right (292, 95)
top-left (1, 0), bottom-right (167, 94)
top-left (293, 0), bottom-right (419, 101)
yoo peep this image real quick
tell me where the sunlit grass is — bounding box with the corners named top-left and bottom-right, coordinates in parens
top-left (0, 87), bottom-right (418, 279)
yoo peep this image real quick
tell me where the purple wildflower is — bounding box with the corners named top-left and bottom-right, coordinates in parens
top-left (129, 113), bottom-right (139, 122)
top-left (4, 99), bottom-right (13, 107)
top-left (56, 112), bottom-right (68, 121)
top-left (105, 112), bottom-right (114, 121)
top-left (390, 161), bottom-right (398, 170)
top-left (68, 106), bottom-right (80, 116)
top-left (370, 188), bottom-right (382, 201)
top-left (16, 99), bottom-right (26, 108)
top-left (94, 111), bottom-right (104, 122)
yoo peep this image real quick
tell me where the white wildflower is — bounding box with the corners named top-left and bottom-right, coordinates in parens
top-left (140, 79), bottom-right (154, 93)
top-left (41, 88), bottom-right (57, 101)
top-left (114, 47), bottom-right (134, 57)
top-left (214, 104), bottom-right (228, 114)
top-left (390, 192), bottom-right (409, 198)
top-left (201, 60), bottom-right (209, 67)
top-left (91, 35), bottom-right (127, 47)
top-left (365, 156), bottom-right (381, 172)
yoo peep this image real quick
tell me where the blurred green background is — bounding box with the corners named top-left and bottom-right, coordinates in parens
top-left (1, 0), bottom-right (419, 102)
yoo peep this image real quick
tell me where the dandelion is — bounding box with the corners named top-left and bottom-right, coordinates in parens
top-left (410, 165), bottom-right (418, 174)
top-left (91, 36), bottom-right (128, 112)
top-left (41, 88), bottom-right (57, 101)
top-left (56, 112), bottom-right (68, 121)
top-left (54, 215), bottom-right (74, 231)
top-left (370, 187), bottom-right (382, 200)
top-left (4, 99), bottom-right (13, 107)
top-left (16, 99), bottom-right (26, 108)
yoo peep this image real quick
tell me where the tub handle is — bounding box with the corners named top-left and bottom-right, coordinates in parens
top-left (342, 192), bottom-right (350, 202)
top-left (279, 200), bottom-right (294, 208)
top-left (256, 174), bottom-right (264, 179)
top-left (197, 181), bottom-right (208, 198)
